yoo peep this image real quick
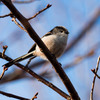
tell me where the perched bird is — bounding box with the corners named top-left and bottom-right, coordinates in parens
top-left (3, 26), bottom-right (69, 67)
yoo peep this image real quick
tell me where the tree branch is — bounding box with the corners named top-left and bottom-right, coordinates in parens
top-left (90, 56), bottom-right (100, 100)
top-left (91, 69), bottom-right (100, 79)
top-left (27, 4), bottom-right (52, 20)
top-left (0, 91), bottom-right (30, 100)
top-left (65, 8), bottom-right (100, 53)
top-left (0, 13), bottom-right (13, 18)
top-left (31, 92), bottom-right (38, 100)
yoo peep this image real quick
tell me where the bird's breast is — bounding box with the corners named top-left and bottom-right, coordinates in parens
top-left (34, 34), bottom-right (67, 59)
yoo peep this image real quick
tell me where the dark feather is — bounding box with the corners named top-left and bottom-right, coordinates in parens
top-left (42, 32), bottom-right (52, 37)
top-left (28, 43), bottom-right (36, 53)
top-left (28, 32), bottom-right (52, 53)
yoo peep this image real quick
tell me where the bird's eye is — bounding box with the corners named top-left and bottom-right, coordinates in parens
top-left (60, 30), bottom-right (63, 33)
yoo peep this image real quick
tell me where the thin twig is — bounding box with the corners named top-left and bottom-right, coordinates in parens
top-left (26, 56), bottom-right (36, 67)
top-left (90, 56), bottom-right (100, 100)
top-left (91, 69), bottom-right (100, 79)
top-left (2, 45), bottom-right (8, 58)
top-left (64, 43), bottom-right (99, 69)
top-left (28, 4), bottom-right (52, 20)
top-left (31, 92), bottom-right (38, 100)
top-left (0, 13), bottom-right (27, 32)
top-left (0, 45), bottom-right (8, 79)
top-left (12, 17), bottom-right (27, 32)
top-left (0, 91), bottom-right (29, 100)
top-left (0, 66), bottom-right (8, 80)
top-left (0, 13), bottom-right (13, 18)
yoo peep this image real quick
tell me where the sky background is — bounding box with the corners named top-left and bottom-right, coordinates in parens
top-left (0, 0), bottom-right (100, 100)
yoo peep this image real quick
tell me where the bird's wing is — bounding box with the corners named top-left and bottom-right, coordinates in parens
top-left (28, 43), bottom-right (36, 53)
top-left (42, 32), bottom-right (52, 37)
top-left (28, 32), bottom-right (52, 53)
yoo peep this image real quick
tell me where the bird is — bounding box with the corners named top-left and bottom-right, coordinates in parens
top-left (3, 26), bottom-right (69, 67)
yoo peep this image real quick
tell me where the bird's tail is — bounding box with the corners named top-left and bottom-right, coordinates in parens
top-left (3, 51), bottom-right (36, 68)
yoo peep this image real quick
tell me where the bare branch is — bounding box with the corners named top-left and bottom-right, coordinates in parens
top-left (0, 4), bottom-right (51, 34)
top-left (0, 66), bottom-right (8, 80)
top-left (2, 45), bottom-right (8, 58)
top-left (0, 13), bottom-right (13, 18)
top-left (30, 92), bottom-right (38, 100)
top-left (91, 69), bottom-right (100, 79)
top-left (12, 17), bottom-right (27, 32)
top-left (0, 91), bottom-right (29, 100)
top-left (11, 4), bottom-right (51, 32)
top-left (90, 56), bottom-right (100, 100)
top-left (26, 56), bottom-right (36, 67)
top-left (28, 4), bottom-right (52, 20)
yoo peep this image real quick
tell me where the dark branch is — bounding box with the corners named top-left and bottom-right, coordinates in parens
top-left (90, 56), bottom-right (100, 100)
top-left (12, 0), bottom-right (37, 4)
top-left (0, 91), bottom-right (29, 100)
top-left (0, 13), bottom-right (13, 18)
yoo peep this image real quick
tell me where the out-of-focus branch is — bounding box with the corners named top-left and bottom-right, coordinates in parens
top-left (1, 1), bottom-right (80, 99)
top-left (90, 56), bottom-right (100, 100)
top-left (0, 91), bottom-right (30, 100)
top-left (2, 45), bottom-right (8, 58)
top-left (12, 0), bottom-right (38, 4)
top-left (0, 52), bottom-right (70, 100)
top-left (0, 46), bottom-right (8, 80)
top-left (11, 4), bottom-right (52, 35)
top-left (65, 8), bottom-right (100, 53)
top-left (0, 66), bottom-right (8, 80)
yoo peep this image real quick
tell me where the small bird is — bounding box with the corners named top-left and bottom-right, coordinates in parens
top-left (4, 26), bottom-right (69, 67)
